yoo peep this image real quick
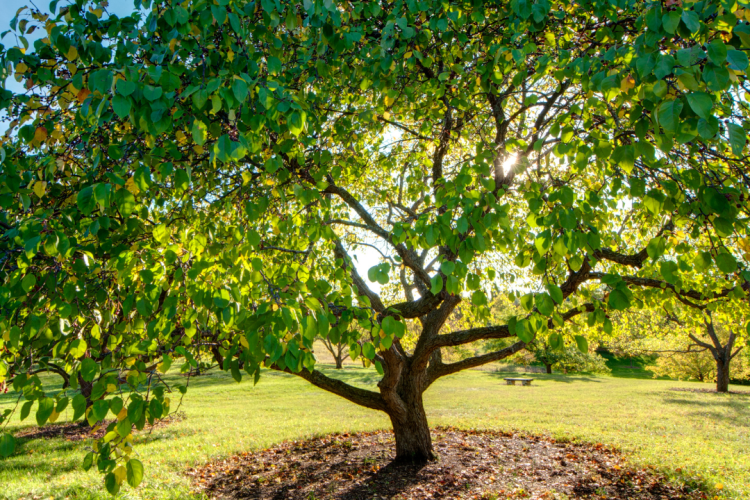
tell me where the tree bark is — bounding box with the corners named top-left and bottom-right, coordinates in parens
top-left (77, 373), bottom-right (94, 408)
top-left (334, 354), bottom-right (344, 369)
top-left (716, 355), bottom-right (730, 393)
top-left (387, 389), bottom-right (434, 463)
top-left (545, 363), bottom-right (552, 374)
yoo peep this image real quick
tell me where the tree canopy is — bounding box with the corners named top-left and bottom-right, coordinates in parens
top-left (0, 0), bottom-right (749, 492)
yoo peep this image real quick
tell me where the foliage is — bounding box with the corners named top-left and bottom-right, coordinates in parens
top-left (0, 0), bottom-right (749, 489)
top-left (527, 339), bottom-right (612, 374)
top-left (649, 325), bottom-right (750, 382)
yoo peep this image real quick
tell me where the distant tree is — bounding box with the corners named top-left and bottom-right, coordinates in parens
top-left (604, 309), bottom-right (749, 390)
top-left (318, 334), bottom-right (349, 369)
top-left (0, 0), bottom-right (749, 494)
top-left (526, 338), bottom-right (610, 374)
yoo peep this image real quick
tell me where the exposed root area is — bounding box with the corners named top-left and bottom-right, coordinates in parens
top-left (188, 427), bottom-right (706, 500)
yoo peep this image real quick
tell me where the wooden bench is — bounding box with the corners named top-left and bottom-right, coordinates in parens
top-left (505, 377), bottom-right (533, 386)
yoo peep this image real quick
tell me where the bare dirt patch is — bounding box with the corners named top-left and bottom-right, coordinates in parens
top-left (188, 427), bottom-right (706, 500)
top-left (15, 411), bottom-right (186, 442)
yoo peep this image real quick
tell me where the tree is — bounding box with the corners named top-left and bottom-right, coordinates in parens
top-left (687, 313), bottom-right (746, 392)
top-left (318, 332), bottom-right (350, 369)
top-left (527, 338), bottom-right (611, 374)
top-left (601, 308), bottom-right (750, 390)
top-left (1, 0), bottom-right (750, 493)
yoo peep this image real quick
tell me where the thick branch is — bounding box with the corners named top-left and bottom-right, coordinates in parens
top-left (425, 341), bottom-right (527, 385)
top-left (271, 364), bottom-right (387, 412)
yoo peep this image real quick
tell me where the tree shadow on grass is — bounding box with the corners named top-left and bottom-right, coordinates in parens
top-left (659, 394), bottom-right (750, 428)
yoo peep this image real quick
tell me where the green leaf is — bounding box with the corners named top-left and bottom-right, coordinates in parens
top-left (143, 85), bottom-right (163, 101)
top-left (546, 284), bottom-right (563, 305)
top-left (471, 290), bottom-right (488, 306)
top-left (707, 40), bottom-right (727, 65)
top-left (548, 333), bottom-right (563, 350)
top-left (112, 95), bottom-right (131, 118)
top-left (0, 433), bottom-right (15, 458)
top-left (727, 122), bottom-right (746, 156)
top-left (126, 459), bottom-right (144, 488)
top-left (440, 261), bottom-right (455, 275)
top-left (115, 188), bottom-right (136, 217)
top-left (153, 224), bottom-right (170, 243)
top-left (288, 111), bottom-right (304, 136)
top-left (535, 293), bottom-right (555, 316)
top-left (698, 117), bottom-right (719, 139)
top-left (660, 261), bottom-right (680, 285)
top-left (116, 80), bottom-right (137, 96)
top-left (71, 394), bottom-right (87, 421)
top-left (232, 78), bottom-right (249, 102)
top-left (715, 252), bottom-right (737, 273)
top-left (80, 358), bottom-right (99, 382)
top-left (661, 11), bottom-right (680, 34)
top-left (727, 50), bottom-right (749, 71)
top-left (192, 120), bottom-right (207, 146)
top-left (77, 186), bottom-right (96, 215)
top-left (93, 183), bottom-right (111, 210)
top-left (574, 335), bottom-right (588, 353)
top-left (21, 274), bottom-right (36, 293)
top-left (681, 10), bottom-right (700, 33)
top-left (658, 99), bottom-right (683, 133)
top-left (686, 92), bottom-right (713, 120)
top-left (430, 275), bottom-right (443, 295)
top-left (36, 397), bottom-right (55, 426)
top-left (267, 56), bottom-right (282, 75)
top-left (608, 289), bottom-right (631, 311)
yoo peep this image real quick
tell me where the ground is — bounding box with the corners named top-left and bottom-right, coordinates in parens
top-left (190, 428), bottom-right (705, 500)
top-left (0, 360), bottom-right (748, 500)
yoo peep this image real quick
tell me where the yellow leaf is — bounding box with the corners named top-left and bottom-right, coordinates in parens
top-left (382, 111), bottom-right (391, 120)
top-left (240, 335), bottom-right (249, 348)
top-left (32, 180), bottom-right (47, 198)
top-left (384, 95), bottom-right (395, 107)
top-left (107, 383), bottom-right (117, 393)
top-left (404, 51), bottom-right (412, 58)
top-left (620, 75), bottom-right (635, 92)
top-left (66, 46), bottom-right (78, 61)
top-left (715, 483), bottom-right (724, 490)
top-left (117, 407), bottom-right (128, 422)
top-left (2, 331), bottom-right (8, 342)
top-left (113, 466), bottom-right (127, 484)
top-left (34, 126), bottom-right (48, 143)
top-left (170, 38), bottom-right (178, 53)
top-left (125, 176), bottom-right (140, 195)
top-left (15, 62), bottom-right (28, 73)
top-left (227, 48), bottom-right (234, 61)
top-left (48, 410), bottom-right (60, 423)
top-left (76, 88), bottom-right (91, 103)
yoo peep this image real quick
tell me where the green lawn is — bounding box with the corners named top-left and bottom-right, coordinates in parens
top-left (1, 366), bottom-right (749, 499)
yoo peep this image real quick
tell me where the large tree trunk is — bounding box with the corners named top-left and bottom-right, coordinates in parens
top-left (334, 354), bottom-right (344, 369)
top-left (716, 355), bottom-right (730, 393)
top-left (388, 389), bottom-right (434, 463)
top-left (545, 363), bottom-right (552, 374)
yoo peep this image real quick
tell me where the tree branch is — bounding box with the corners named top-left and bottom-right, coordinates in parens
top-left (270, 364), bottom-right (387, 412)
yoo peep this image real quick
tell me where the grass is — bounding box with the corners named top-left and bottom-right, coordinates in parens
top-left (1, 366), bottom-right (749, 499)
